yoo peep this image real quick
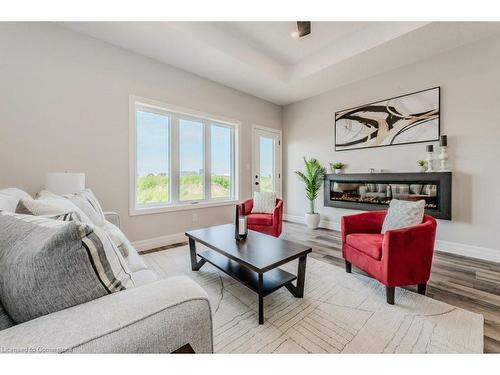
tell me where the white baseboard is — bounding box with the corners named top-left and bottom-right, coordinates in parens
top-left (283, 214), bottom-right (500, 263)
top-left (434, 240), bottom-right (500, 263)
top-left (132, 232), bottom-right (187, 252)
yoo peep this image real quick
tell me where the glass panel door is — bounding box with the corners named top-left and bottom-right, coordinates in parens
top-left (252, 127), bottom-right (281, 196)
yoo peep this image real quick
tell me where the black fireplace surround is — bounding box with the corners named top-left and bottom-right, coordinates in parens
top-left (324, 172), bottom-right (452, 220)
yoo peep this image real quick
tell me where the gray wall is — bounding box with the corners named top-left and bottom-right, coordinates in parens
top-left (283, 33), bottom-right (500, 252)
top-left (0, 23), bottom-right (282, 242)
top-left (2, 22), bottom-right (499, 256)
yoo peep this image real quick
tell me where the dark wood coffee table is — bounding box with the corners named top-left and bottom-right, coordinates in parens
top-left (185, 224), bottom-right (312, 324)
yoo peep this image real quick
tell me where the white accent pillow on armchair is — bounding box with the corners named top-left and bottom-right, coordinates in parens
top-left (381, 199), bottom-right (425, 234)
top-left (252, 192), bottom-right (276, 213)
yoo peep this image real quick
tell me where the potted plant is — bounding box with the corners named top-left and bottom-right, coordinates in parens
top-left (330, 162), bottom-right (345, 174)
top-left (295, 157), bottom-right (327, 229)
top-left (417, 160), bottom-right (427, 172)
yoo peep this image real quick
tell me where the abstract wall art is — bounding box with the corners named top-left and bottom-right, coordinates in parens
top-left (335, 87), bottom-right (440, 151)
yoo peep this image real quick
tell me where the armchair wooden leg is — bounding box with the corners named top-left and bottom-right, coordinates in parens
top-left (417, 283), bottom-right (427, 296)
top-left (386, 286), bottom-right (395, 305)
top-left (345, 260), bottom-right (352, 273)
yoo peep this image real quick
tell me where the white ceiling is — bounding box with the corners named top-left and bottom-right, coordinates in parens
top-left (217, 22), bottom-right (374, 65)
top-left (61, 22), bottom-right (500, 105)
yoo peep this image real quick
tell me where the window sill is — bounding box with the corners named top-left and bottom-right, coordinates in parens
top-left (129, 199), bottom-right (239, 216)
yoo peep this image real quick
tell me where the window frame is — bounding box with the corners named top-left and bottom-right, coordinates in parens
top-left (129, 95), bottom-right (240, 216)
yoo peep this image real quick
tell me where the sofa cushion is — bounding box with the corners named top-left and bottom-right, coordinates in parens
top-left (132, 269), bottom-right (159, 287)
top-left (0, 212), bottom-right (135, 324)
top-left (0, 302), bottom-right (15, 331)
top-left (346, 233), bottom-right (384, 261)
top-left (247, 213), bottom-right (273, 226)
top-left (127, 246), bottom-right (150, 273)
top-left (252, 192), bottom-right (276, 213)
top-left (381, 199), bottom-right (425, 234)
top-left (0, 188), bottom-right (32, 213)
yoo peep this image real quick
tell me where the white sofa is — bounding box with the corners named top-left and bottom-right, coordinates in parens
top-left (0, 188), bottom-right (213, 353)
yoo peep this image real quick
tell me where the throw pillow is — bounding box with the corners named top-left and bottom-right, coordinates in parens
top-left (16, 197), bottom-right (92, 224)
top-left (102, 221), bottom-right (131, 258)
top-left (0, 211), bottom-right (134, 324)
top-left (63, 189), bottom-right (106, 227)
top-left (381, 199), bottom-right (426, 234)
top-left (252, 191), bottom-right (276, 213)
top-left (0, 193), bottom-right (19, 213)
top-left (33, 190), bottom-right (131, 258)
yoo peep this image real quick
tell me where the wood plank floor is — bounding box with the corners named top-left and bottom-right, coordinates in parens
top-left (280, 221), bottom-right (500, 353)
top-left (146, 221), bottom-right (500, 353)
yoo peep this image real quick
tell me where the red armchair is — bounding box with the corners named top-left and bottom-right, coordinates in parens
top-left (341, 210), bottom-right (437, 305)
top-left (243, 198), bottom-right (283, 237)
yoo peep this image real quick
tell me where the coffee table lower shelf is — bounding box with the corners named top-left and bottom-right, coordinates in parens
top-left (197, 250), bottom-right (297, 297)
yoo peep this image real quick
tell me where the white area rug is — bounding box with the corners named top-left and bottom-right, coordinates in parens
top-left (142, 246), bottom-right (483, 353)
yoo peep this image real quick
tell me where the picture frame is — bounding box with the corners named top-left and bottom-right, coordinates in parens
top-left (334, 87), bottom-right (440, 152)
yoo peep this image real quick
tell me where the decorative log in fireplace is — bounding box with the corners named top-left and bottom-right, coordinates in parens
top-left (324, 172), bottom-right (452, 220)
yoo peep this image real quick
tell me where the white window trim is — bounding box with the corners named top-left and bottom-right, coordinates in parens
top-left (129, 95), bottom-right (241, 216)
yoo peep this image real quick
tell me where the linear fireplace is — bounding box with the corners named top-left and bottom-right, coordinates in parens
top-left (324, 172), bottom-right (451, 220)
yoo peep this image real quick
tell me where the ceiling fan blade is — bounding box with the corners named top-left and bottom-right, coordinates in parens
top-left (296, 21), bottom-right (311, 37)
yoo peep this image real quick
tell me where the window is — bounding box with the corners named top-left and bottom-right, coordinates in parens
top-left (136, 110), bottom-right (170, 205)
top-left (131, 98), bottom-right (239, 214)
top-left (211, 125), bottom-right (233, 199)
top-left (179, 118), bottom-right (204, 201)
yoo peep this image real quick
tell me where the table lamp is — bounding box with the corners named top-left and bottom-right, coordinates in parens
top-left (45, 172), bottom-right (85, 195)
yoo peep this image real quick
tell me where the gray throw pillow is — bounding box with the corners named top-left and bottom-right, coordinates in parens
top-left (0, 302), bottom-right (15, 331)
top-left (0, 211), bottom-right (134, 324)
top-left (381, 199), bottom-right (426, 234)
top-left (22, 191), bottom-right (131, 258)
top-left (63, 189), bottom-right (106, 227)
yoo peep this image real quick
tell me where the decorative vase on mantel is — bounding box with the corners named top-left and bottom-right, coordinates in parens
top-left (417, 160), bottom-right (427, 173)
top-left (330, 162), bottom-right (345, 175)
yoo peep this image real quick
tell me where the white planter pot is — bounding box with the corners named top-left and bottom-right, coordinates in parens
top-left (305, 213), bottom-right (320, 229)
top-left (334, 169), bottom-right (342, 174)
top-left (418, 166), bottom-right (426, 172)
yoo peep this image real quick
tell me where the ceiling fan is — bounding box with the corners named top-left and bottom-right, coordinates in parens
top-left (294, 21), bottom-right (311, 38)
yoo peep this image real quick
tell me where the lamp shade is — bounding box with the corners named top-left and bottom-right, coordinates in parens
top-left (45, 172), bottom-right (85, 195)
